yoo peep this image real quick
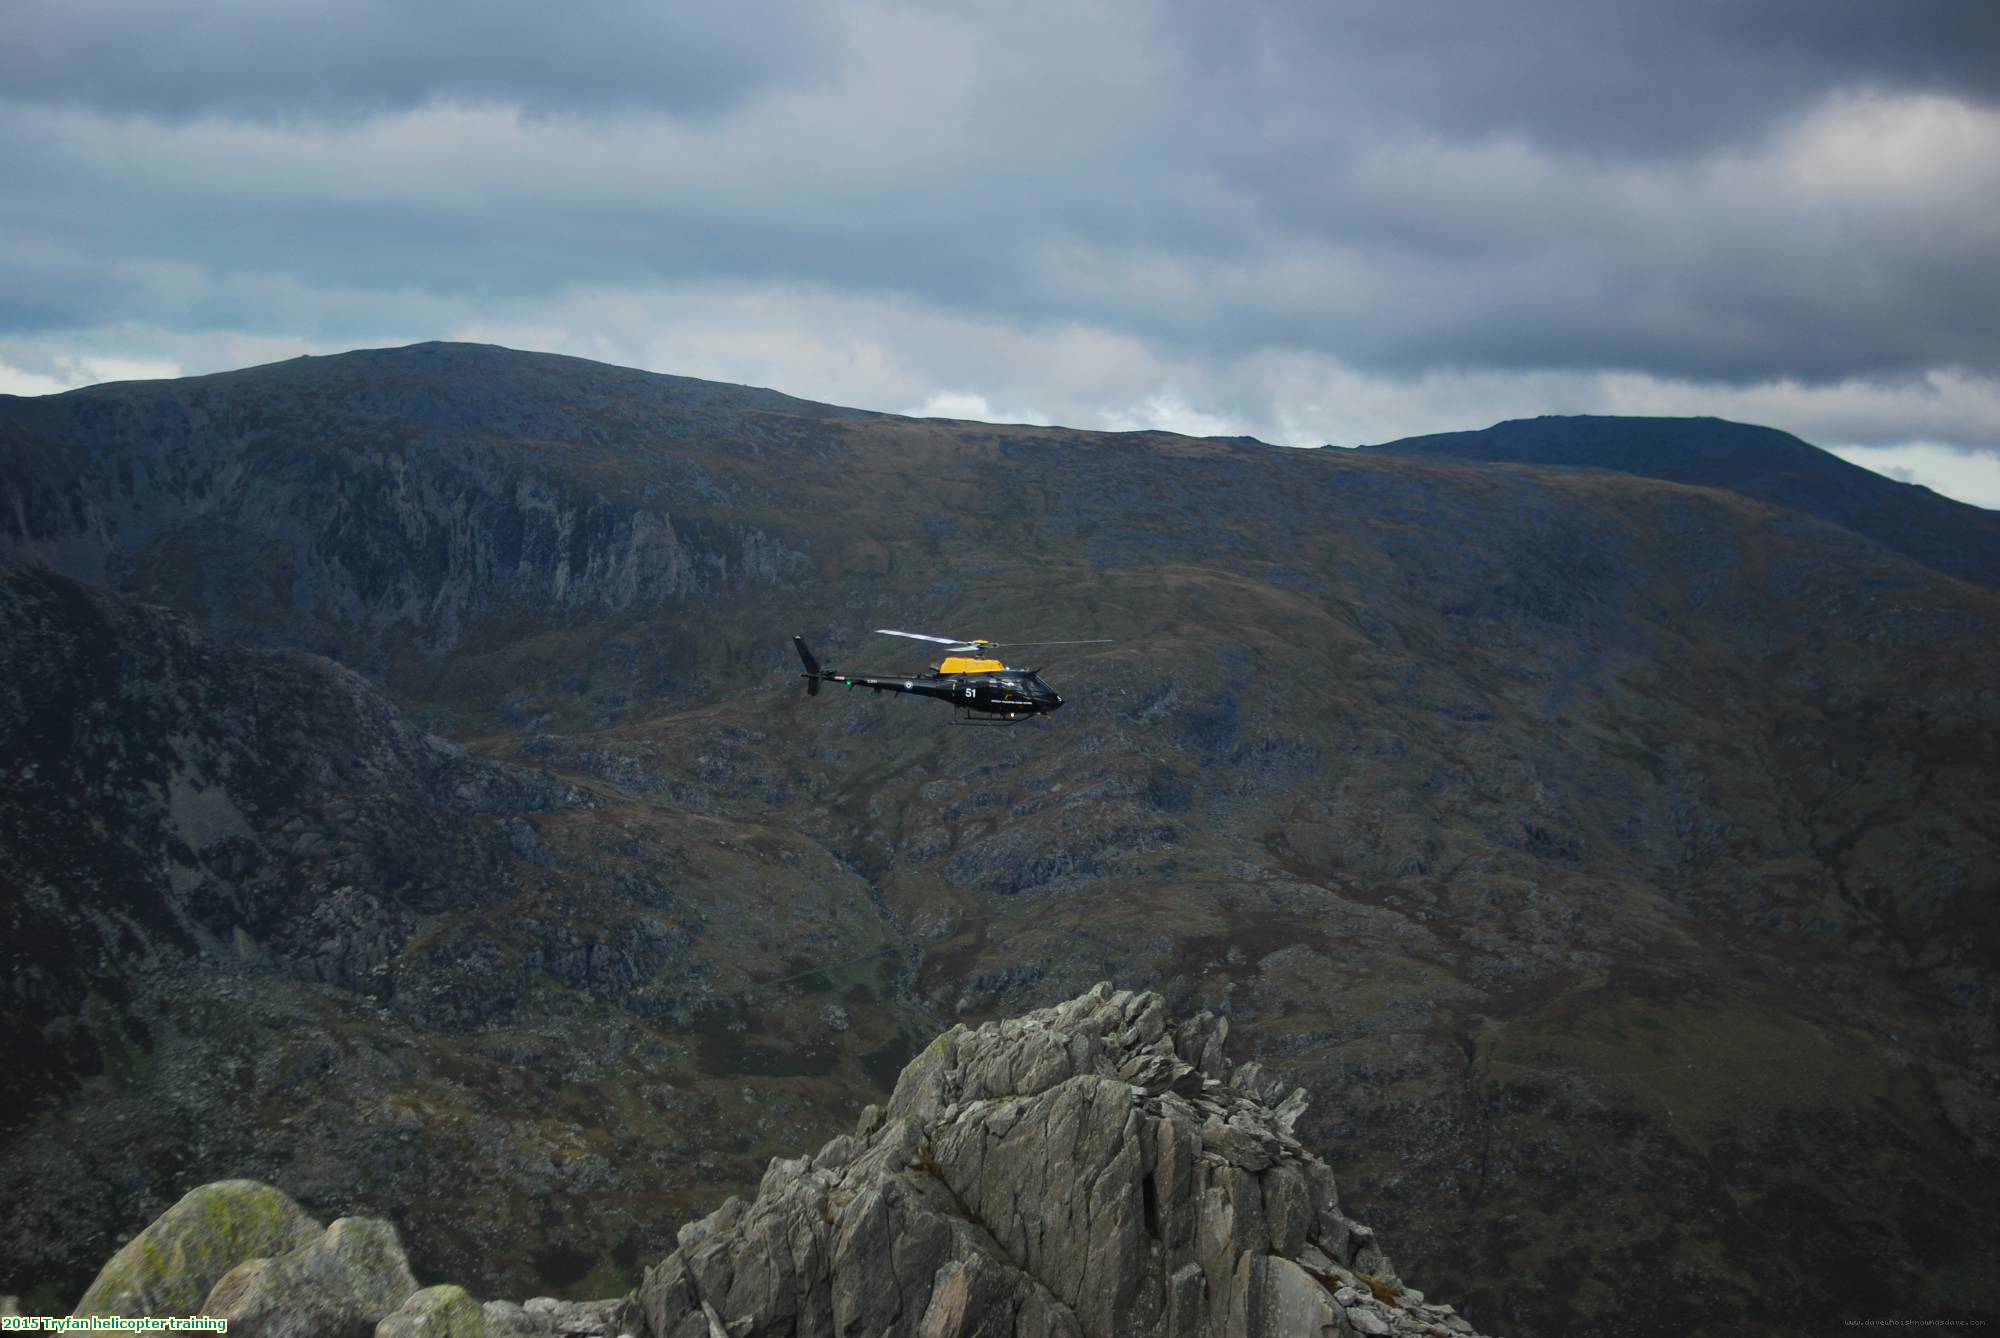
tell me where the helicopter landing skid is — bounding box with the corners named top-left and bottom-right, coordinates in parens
top-left (954, 712), bottom-right (1043, 727)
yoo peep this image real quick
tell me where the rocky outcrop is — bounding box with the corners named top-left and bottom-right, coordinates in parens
top-left (68, 1178), bottom-right (641, 1337)
top-left (638, 984), bottom-right (1491, 1337)
top-left (73, 1180), bottom-right (324, 1317)
top-left (67, 989), bottom-right (1488, 1337)
top-left (205, 1217), bottom-right (421, 1336)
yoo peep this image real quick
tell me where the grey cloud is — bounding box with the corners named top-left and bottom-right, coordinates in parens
top-left (5, 83), bottom-right (1995, 390)
top-left (1159, 0), bottom-right (1999, 160)
top-left (0, 0), bottom-right (845, 120)
top-left (3, 0), bottom-right (1996, 416)
top-left (18, 0), bottom-right (1991, 153)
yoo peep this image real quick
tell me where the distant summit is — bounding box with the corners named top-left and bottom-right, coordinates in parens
top-left (0, 339), bottom-right (871, 435)
top-left (1366, 414), bottom-right (2000, 588)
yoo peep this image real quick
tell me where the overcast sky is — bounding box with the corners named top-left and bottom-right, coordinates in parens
top-left (4, 0), bottom-right (1998, 504)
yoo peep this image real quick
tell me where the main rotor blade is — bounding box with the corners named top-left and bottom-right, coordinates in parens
top-left (875, 628), bottom-right (968, 646)
top-left (983, 639), bottom-right (1115, 649)
top-left (873, 629), bottom-right (1113, 655)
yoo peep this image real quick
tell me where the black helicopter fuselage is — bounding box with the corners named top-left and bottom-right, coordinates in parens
top-left (793, 637), bottom-right (1062, 718)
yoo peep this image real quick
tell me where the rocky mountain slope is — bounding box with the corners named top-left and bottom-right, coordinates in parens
top-left (0, 560), bottom-right (583, 1109)
top-left (0, 562), bottom-right (910, 1316)
top-left (48, 987), bottom-right (1494, 1337)
top-left (1365, 415), bottom-right (2000, 589)
top-left (2, 344), bottom-right (1996, 1334)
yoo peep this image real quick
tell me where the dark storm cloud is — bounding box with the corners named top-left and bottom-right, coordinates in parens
top-left (0, 0), bottom-right (844, 120)
top-left (1175, 0), bottom-right (2000, 160)
top-left (13, 0), bottom-right (1990, 146)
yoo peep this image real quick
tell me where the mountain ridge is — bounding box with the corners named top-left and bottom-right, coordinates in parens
top-left (1364, 413), bottom-right (2000, 587)
top-left (0, 341), bottom-right (869, 420)
top-left (2, 343), bottom-right (1995, 1334)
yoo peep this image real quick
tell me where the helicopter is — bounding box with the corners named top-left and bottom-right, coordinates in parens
top-left (793, 629), bottom-right (1110, 724)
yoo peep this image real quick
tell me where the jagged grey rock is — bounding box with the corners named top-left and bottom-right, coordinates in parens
top-left (72, 1179), bottom-right (324, 1317)
top-left (479, 1295), bottom-right (639, 1337)
top-left (636, 984), bottom-right (1493, 1338)
top-left (203, 1215), bottom-right (419, 1336)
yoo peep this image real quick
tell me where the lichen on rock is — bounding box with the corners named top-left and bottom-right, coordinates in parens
top-left (376, 1284), bottom-right (482, 1338)
top-left (202, 1215), bottom-right (419, 1336)
top-left (72, 1179), bottom-right (323, 1317)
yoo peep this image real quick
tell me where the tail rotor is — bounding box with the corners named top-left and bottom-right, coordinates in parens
top-left (793, 636), bottom-right (824, 695)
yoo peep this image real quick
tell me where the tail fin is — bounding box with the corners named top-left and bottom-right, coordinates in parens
top-left (793, 636), bottom-right (822, 695)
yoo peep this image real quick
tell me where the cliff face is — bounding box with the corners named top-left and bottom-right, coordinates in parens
top-left (57, 988), bottom-right (1493, 1338)
top-left (0, 560), bottom-right (585, 1116)
top-left (0, 343), bottom-right (831, 664)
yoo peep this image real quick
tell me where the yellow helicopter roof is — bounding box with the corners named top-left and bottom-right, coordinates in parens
top-left (937, 655), bottom-right (1006, 675)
